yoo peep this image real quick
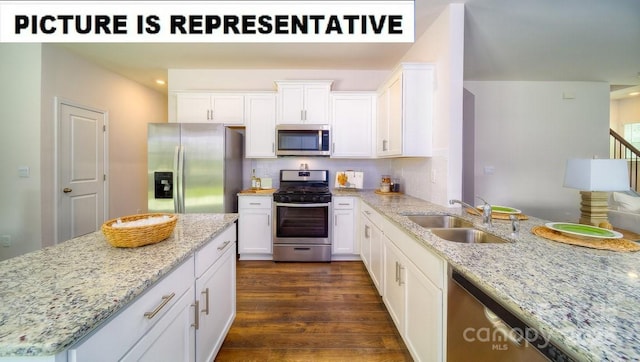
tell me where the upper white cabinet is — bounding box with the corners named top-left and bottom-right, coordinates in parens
top-left (176, 93), bottom-right (244, 124)
top-left (245, 93), bottom-right (277, 158)
top-left (275, 81), bottom-right (333, 124)
top-left (377, 63), bottom-right (435, 157)
top-left (330, 92), bottom-right (376, 158)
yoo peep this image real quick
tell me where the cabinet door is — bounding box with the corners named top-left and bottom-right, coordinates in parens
top-left (245, 94), bottom-right (277, 158)
top-left (405, 263), bottom-right (444, 362)
top-left (211, 94), bottom-right (244, 124)
top-left (369, 220), bottom-right (384, 295)
top-left (177, 93), bottom-right (212, 123)
top-left (277, 84), bottom-right (305, 124)
top-left (383, 238), bottom-right (405, 331)
top-left (120, 286), bottom-right (196, 362)
top-left (238, 197), bottom-right (273, 259)
top-left (195, 243), bottom-right (236, 362)
top-left (331, 93), bottom-right (375, 158)
top-left (333, 208), bottom-right (355, 255)
top-left (303, 84), bottom-right (330, 124)
top-left (386, 75), bottom-right (403, 156)
top-left (360, 214), bottom-right (372, 268)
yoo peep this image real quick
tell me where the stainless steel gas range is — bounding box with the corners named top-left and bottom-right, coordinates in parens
top-left (272, 170), bottom-right (332, 262)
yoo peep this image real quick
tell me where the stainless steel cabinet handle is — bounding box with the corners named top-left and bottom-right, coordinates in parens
top-left (267, 215), bottom-right (271, 226)
top-left (395, 262), bottom-right (399, 283)
top-left (201, 288), bottom-right (210, 315)
top-left (272, 142), bottom-right (275, 153)
top-left (364, 225), bottom-right (370, 238)
top-left (398, 265), bottom-right (405, 286)
top-left (144, 292), bottom-right (175, 319)
top-left (217, 240), bottom-right (231, 250)
top-left (206, 109), bottom-right (210, 120)
top-left (192, 300), bottom-right (200, 330)
top-left (63, 188), bottom-right (72, 193)
top-left (249, 202), bottom-right (261, 205)
top-left (364, 210), bottom-right (371, 215)
top-left (335, 215), bottom-right (338, 226)
top-left (300, 110), bottom-right (304, 121)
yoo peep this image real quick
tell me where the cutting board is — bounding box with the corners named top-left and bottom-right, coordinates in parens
top-left (335, 171), bottom-right (364, 189)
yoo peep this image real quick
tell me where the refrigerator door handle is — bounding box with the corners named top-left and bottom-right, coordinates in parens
top-left (178, 145), bottom-right (186, 213)
top-left (173, 145), bottom-right (180, 213)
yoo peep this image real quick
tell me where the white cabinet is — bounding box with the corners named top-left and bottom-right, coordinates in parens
top-left (360, 201), bottom-right (445, 361)
top-left (120, 285), bottom-right (196, 362)
top-left (383, 237), bottom-right (406, 329)
top-left (360, 202), bottom-right (384, 295)
top-left (176, 93), bottom-right (244, 124)
top-left (332, 197), bottom-right (359, 260)
top-left (194, 226), bottom-right (236, 362)
top-left (330, 92), bottom-right (376, 158)
top-left (238, 195), bottom-right (273, 260)
top-left (245, 93), bottom-right (277, 158)
top-left (276, 81), bottom-right (332, 124)
top-left (376, 63), bottom-right (434, 157)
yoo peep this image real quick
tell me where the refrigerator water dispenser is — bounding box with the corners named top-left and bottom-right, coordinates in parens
top-left (154, 171), bottom-right (173, 199)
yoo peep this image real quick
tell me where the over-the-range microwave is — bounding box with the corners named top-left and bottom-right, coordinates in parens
top-left (275, 124), bottom-right (330, 156)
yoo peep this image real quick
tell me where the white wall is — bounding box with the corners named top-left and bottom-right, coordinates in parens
top-left (611, 96), bottom-right (640, 133)
top-left (39, 45), bottom-right (167, 248)
top-left (464, 81), bottom-right (610, 221)
top-left (0, 44), bottom-right (43, 260)
top-left (391, 3), bottom-right (465, 207)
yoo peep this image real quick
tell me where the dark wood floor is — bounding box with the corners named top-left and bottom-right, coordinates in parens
top-left (215, 260), bottom-right (412, 361)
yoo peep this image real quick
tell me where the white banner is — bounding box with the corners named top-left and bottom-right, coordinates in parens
top-left (0, 1), bottom-right (415, 43)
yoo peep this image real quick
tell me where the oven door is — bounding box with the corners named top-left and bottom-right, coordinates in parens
top-left (274, 202), bottom-right (331, 245)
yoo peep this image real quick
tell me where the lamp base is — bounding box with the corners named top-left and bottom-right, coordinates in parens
top-left (578, 191), bottom-right (610, 227)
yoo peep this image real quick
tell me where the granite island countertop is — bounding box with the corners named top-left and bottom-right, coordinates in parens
top-left (0, 213), bottom-right (238, 358)
top-left (348, 190), bottom-right (640, 362)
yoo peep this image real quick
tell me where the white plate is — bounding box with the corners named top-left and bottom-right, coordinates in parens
top-left (545, 222), bottom-right (623, 239)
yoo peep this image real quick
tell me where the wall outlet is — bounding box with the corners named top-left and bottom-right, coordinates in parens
top-left (1, 235), bottom-right (11, 247)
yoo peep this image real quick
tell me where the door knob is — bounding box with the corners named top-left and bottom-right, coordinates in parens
top-left (63, 188), bottom-right (72, 193)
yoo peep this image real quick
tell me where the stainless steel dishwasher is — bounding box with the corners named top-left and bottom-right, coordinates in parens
top-left (447, 268), bottom-right (577, 362)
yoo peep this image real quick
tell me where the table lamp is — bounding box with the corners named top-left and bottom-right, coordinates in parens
top-left (563, 158), bottom-right (629, 226)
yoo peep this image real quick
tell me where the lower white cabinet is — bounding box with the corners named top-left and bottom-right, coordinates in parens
top-left (360, 202), bottom-right (384, 295)
top-left (68, 224), bottom-right (237, 362)
top-left (332, 196), bottom-right (359, 260)
top-left (361, 202), bottom-right (445, 362)
top-left (194, 231), bottom-right (236, 362)
top-left (238, 195), bottom-right (273, 260)
top-left (120, 285), bottom-right (196, 362)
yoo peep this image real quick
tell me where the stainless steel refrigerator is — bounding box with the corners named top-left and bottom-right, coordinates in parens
top-left (147, 123), bottom-right (243, 213)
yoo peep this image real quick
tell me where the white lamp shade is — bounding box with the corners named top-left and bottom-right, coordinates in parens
top-left (563, 158), bottom-right (630, 191)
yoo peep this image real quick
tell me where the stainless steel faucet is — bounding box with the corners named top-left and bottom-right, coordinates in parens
top-left (475, 197), bottom-right (492, 227)
top-left (448, 199), bottom-right (482, 216)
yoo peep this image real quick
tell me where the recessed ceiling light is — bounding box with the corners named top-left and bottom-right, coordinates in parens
top-left (155, 79), bottom-right (166, 85)
top-left (630, 91), bottom-right (640, 96)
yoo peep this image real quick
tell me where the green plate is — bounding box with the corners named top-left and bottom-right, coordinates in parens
top-left (476, 205), bottom-right (521, 214)
top-left (545, 222), bottom-right (623, 239)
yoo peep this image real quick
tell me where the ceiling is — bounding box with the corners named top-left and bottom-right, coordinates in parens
top-left (58, 0), bottom-right (640, 97)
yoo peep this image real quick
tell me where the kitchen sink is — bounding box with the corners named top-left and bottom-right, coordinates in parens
top-left (404, 214), bottom-right (474, 229)
top-left (430, 228), bottom-right (508, 244)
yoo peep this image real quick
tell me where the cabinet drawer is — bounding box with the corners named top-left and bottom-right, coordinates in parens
top-left (195, 224), bottom-right (237, 278)
top-left (239, 196), bottom-right (272, 209)
top-left (68, 257), bottom-right (194, 362)
top-left (333, 197), bottom-right (354, 209)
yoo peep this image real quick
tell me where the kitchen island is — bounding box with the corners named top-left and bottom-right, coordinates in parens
top-left (0, 213), bottom-right (238, 360)
top-left (349, 190), bottom-right (640, 361)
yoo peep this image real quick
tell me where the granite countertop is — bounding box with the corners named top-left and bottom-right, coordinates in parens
top-left (0, 213), bottom-right (238, 358)
top-left (354, 190), bottom-right (640, 361)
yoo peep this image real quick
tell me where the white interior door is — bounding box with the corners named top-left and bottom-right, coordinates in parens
top-left (57, 102), bottom-right (107, 243)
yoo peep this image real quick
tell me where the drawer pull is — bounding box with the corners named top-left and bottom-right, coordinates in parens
top-left (201, 288), bottom-right (210, 315)
top-left (144, 292), bottom-right (175, 319)
top-left (249, 202), bottom-right (261, 205)
top-left (217, 240), bottom-right (231, 250)
top-left (192, 300), bottom-right (200, 330)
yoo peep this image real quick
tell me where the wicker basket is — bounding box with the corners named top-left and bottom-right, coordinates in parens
top-left (101, 213), bottom-right (177, 248)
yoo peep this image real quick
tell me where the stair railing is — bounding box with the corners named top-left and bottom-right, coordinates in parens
top-left (610, 128), bottom-right (640, 191)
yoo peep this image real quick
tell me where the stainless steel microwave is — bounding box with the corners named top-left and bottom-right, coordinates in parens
top-left (275, 124), bottom-right (331, 156)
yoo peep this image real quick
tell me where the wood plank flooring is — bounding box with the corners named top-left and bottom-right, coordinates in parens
top-left (216, 260), bottom-right (412, 361)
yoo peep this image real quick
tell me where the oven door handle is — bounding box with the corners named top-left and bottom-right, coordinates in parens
top-left (275, 202), bottom-right (330, 208)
